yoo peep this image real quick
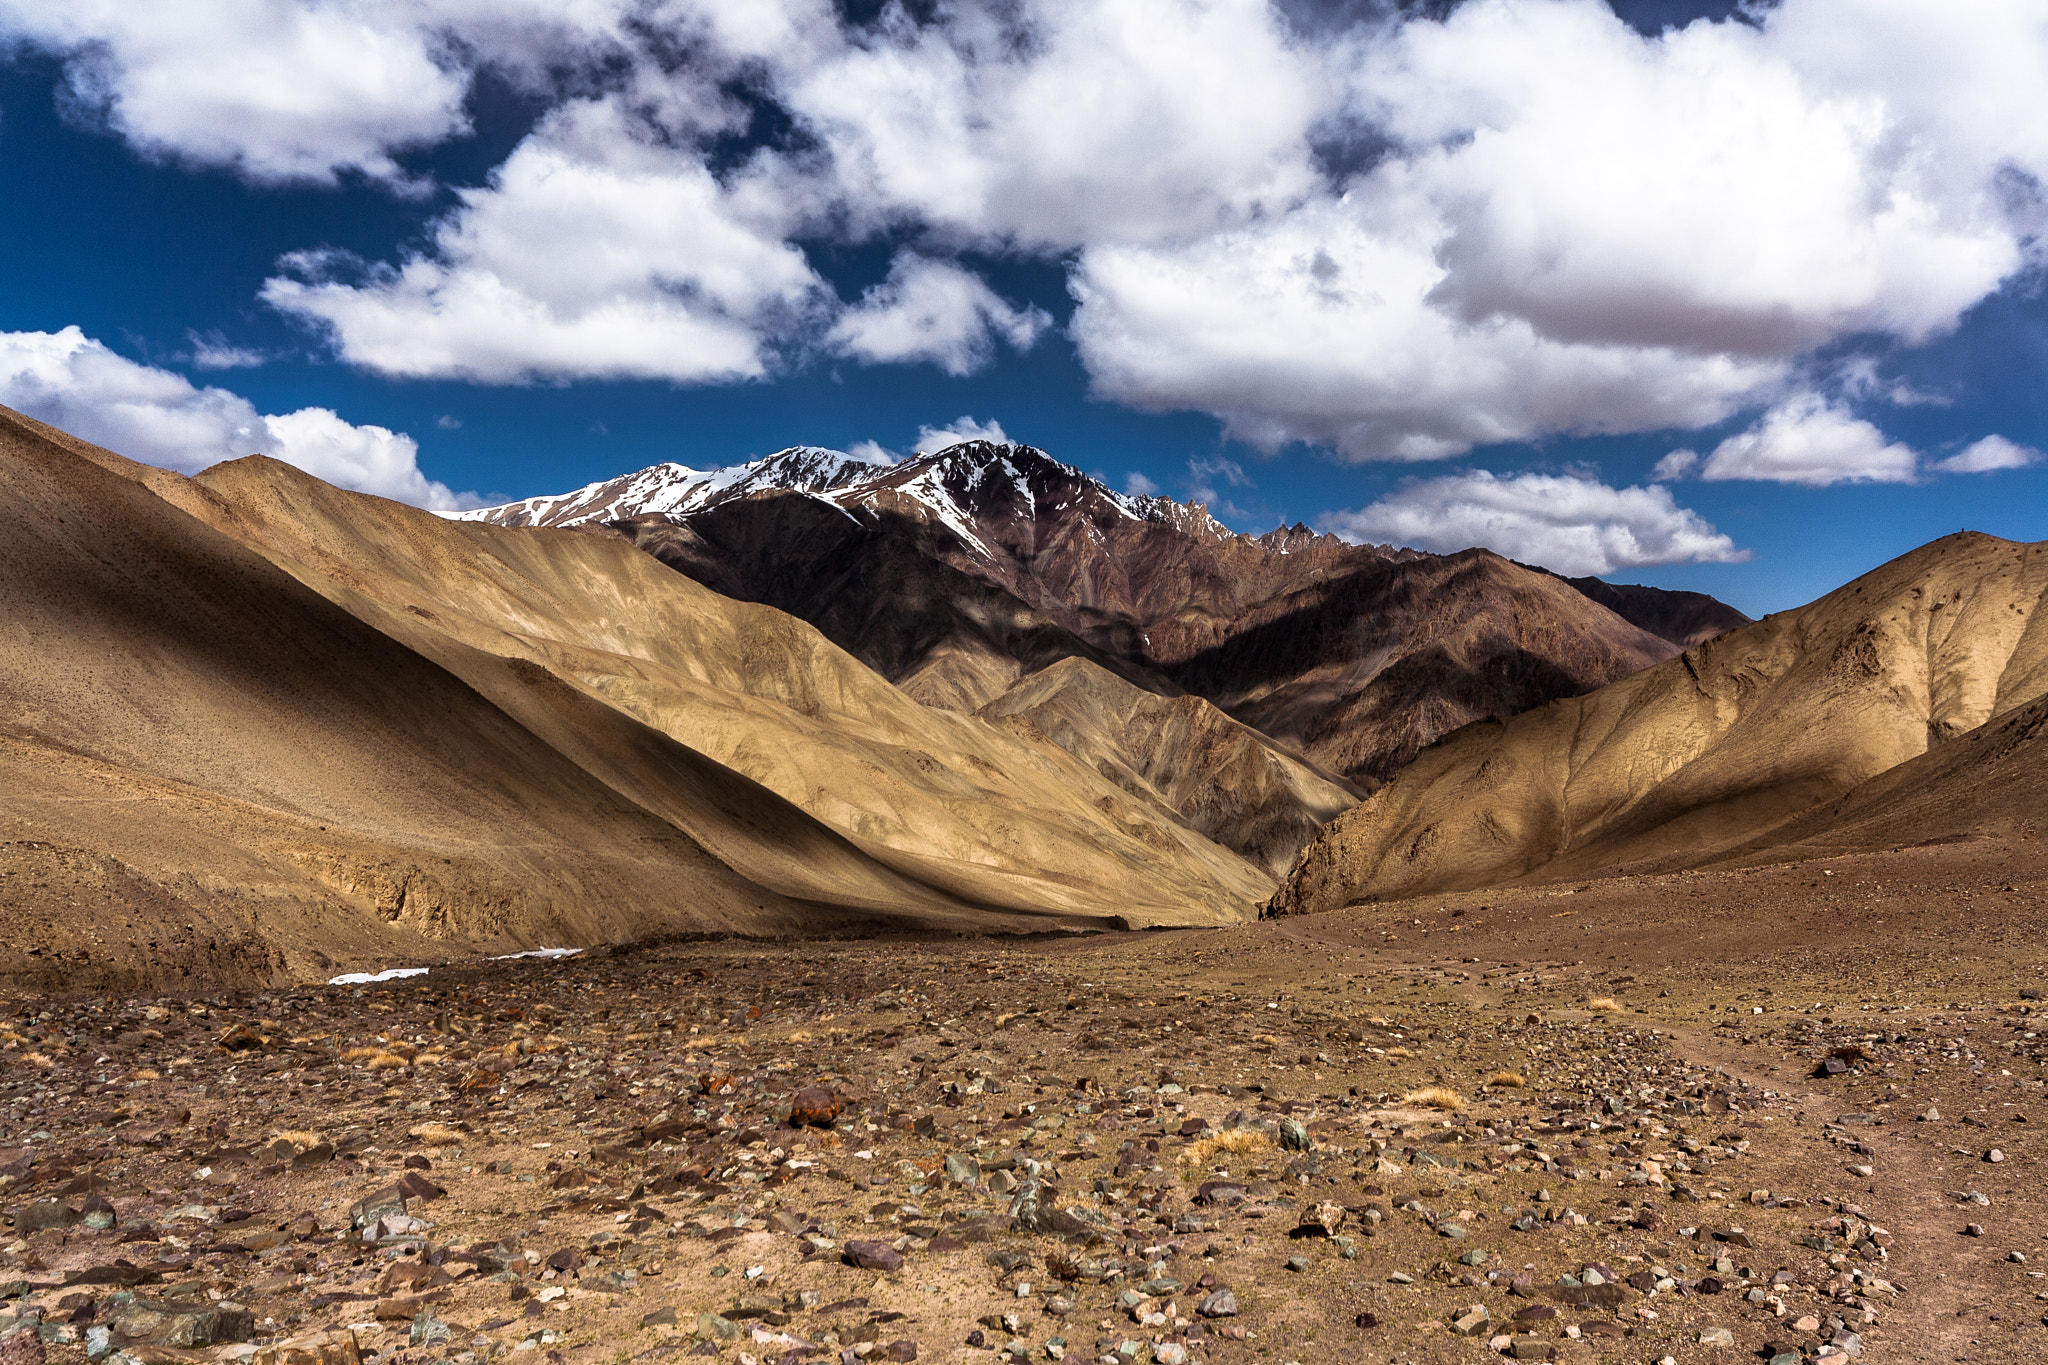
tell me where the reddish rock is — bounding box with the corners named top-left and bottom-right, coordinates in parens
top-left (789, 1087), bottom-right (843, 1127)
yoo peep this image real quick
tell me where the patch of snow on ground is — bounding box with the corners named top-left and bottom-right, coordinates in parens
top-left (327, 967), bottom-right (430, 985)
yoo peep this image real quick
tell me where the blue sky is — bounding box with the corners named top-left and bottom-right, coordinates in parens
top-left (2, 0), bottom-right (2044, 617)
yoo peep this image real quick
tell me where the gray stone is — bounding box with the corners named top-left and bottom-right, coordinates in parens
top-left (1699, 1326), bottom-right (1735, 1347)
top-left (407, 1310), bottom-right (451, 1348)
top-left (697, 1313), bottom-right (740, 1342)
top-left (1196, 1290), bottom-right (1237, 1318)
top-left (1450, 1305), bottom-right (1489, 1336)
top-left (1278, 1118), bottom-right (1312, 1152)
top-left (945, 1154), bottom-right (981, 1186)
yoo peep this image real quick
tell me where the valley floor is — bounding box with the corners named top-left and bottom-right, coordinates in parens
top-left (1, 838), bottom-right (2043, 1365)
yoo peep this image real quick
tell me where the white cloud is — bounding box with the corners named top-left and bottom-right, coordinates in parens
top-left (1697, 392), bottom-right (1919, 487)
top-left (262, 97), bottom-right (828, 383)
top-left (1324, 469), bottom-right (1747, 577)
top-left (1651, 449), bottom-right (1701, 482)
top-left (0, 0), bottom-right (469, 186)
top-left (827, 253), bottom-right (1050, 376)
top-left (185, 331), bottom-right (266, 371)
top-left (1122, 471), bottom-right (1161, 498)
top-left (11, 0), bottom-right (2048, 463)
top-left (1933, 434), bottom-right (2042, 474)
top-left (913, 416), bottom-right (1010, 454)
top-left (845, 439), bottom-right (899, 465)
top-left (781, 0), bottom-right (1323, 249)
top-left (0, 326), bottom-right (475, 509)
top-left (1071, 0), bottom-right (2044, 459)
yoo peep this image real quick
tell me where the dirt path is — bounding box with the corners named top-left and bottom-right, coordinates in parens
top-left (1262, 877), bottom-right (2047, 1365)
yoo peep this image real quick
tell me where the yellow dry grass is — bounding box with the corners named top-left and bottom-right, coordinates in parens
top-left (340, 1046), bottom-right (386, 1062)
top-left (1385, 1046), bottom-right (1413, 1058)
top-left (272, 1129), bottom-right (323, 1149)
top-left (408, 1123), bottom-right (464, 1146)
top-left (365, 1053), bottom-right (410, 1071)
top-left (1177, 1128), bottom-right (1277, 1170)
top-left (1484, 1070), bottom-right (1528, 1089)
top-left (1401, 1086), bottom-right (1465, 1111)
top-left (130, 1068), bottom-right (161, 1082)
top-left (1587, 997), bottom-right (1623, 1012)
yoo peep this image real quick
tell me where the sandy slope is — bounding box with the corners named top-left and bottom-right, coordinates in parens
top-left (1272, 531), bottom-right (2048, 910)
top-left (162, 455), bottom-right (1274, 924)
top-left (976, 656), bottom-right (1360, 878)
top-left (0, 408), bottom-right (1040, 992)
top-left (0, 407), bottom-right (1296, 991)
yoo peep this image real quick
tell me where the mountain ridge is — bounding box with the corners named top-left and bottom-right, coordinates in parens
top-left (469, 440), bottom-right (1749, 784)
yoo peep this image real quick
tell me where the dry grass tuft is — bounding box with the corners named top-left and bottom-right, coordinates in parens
top-left (1178, 1128), bottom-right (1277, 1170)
top-left (1484, 1070), bottom-right (1528, 1089)
top-left (1385, 1046), bottom-right (1413, 1058)
top-left (1401, 1086), bottom-right (1465, 1111)
top-left (1587, 997), bottom-right (1623, 1012)
top-left (272, 1129), bottom-right (323, 1149)
top-left (365, 1052), bottom-right (410, 1071)
top-left (130, 1068), bottom-right (161, 1082)
top-left (408, 1123), bottom-right (464, 1146)
top-left (340, 1046), bottom-right (386, 1063)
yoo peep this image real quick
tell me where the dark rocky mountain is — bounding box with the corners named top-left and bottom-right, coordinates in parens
top-left (465, 440), bottom-right (1749, 786)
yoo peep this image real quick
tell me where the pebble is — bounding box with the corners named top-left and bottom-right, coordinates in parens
top-left (1196, 1290), bottom-right (1237, 1318)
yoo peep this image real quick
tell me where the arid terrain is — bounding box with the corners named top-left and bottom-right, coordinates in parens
top-left (2, 838), bottom-right (2043, 1365)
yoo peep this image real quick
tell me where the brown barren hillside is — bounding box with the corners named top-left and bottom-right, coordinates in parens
top-left (165, 454), bottom-right (1277, 922)
top-left (1271, 531), bottom-right (2048, 911)
top-left (976, 656), bottom-right (1361, 877)
top-left (583, 443), bottom-right (1704, 785)
top-left (0, 407), bottom-right (1034, 993)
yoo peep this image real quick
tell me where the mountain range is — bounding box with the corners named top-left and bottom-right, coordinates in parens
top-left (461, 440), bottom-right (1749, 786)
top-left (31, 401), bottom-right (2037, 992)
top-left (1271, 530), bottom-right (2048, 912)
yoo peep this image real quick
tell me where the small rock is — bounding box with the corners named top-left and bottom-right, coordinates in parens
top-left (1197, 1290), bottom-right (1237, 1318)
top-left (1699, 1327), bottom-right (1735, 1347)
top-left (1277, 1118), bottom-right (1311, 1152)
top-left (1449, 1304), bottom-right (1489, 1336)
top-left (845, 1240), bottom-right (905, 1272)
top-left (1847, 1164), bottom-right (1873, 1178)
top-left (1284, 1255), bottom-right (1309, 1273)
top-left (1965, 1223), bottom-right (1985, 1237)
top-left (789, 1087), bottom-right (843, 1127)
top-left (882, 1340), bottom-right (917, 1362)
top-left (1986, 1149), bottom-right (2005, 1163)
top-left (1918, 1107), bottom-right (1940, 1122)
top-left (641, 1307), bottom-right (679, 1328)
top-left (696, 1313), bottom-right (740, 1342)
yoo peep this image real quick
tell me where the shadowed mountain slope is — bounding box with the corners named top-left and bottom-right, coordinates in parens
top-left (488, 441), bottom-right (1732, 786)
top-left (0, 408), bottom-right (1028, 992)
top-left (1270, 532), bottom-right (2048, 911)
top-left (148, 449), bottom-right (1281, 922)
top-left (976, 657), bottom-right (1362, 879)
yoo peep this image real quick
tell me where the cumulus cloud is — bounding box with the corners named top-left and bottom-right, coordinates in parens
top-left (1933, 434), bottom-right (2042, 474)
top-left (11, 0), bottom-right (2048, 460)
top-left (0, 0), bottom-right (470, 186)
top-left (827, 254), bottom-right (1050, 376)
top-left (261, 96), bottom-right (828, 383)
top-left (1694, 392), bottom-right (1920, 487)
top-left (0, 326), bottom-right (475, 509)
top-left (1324, 469), bottom-right (1747, 577)
top-left (845, 439), bottom-right (899, 465)
top-left (913, 416), bottom-right (1011, 453)
top-left (1122, 471), bottom-right (1161, 497)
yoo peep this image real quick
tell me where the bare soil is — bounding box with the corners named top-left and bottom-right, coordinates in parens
top-left (1, 838), bottom-right (2042, 1365)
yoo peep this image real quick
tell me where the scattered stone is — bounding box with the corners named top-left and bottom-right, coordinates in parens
top-left (844, 1240), bottom-right (904, 1272)
top-left (1197, 1290), bottom-right (1237, 1318)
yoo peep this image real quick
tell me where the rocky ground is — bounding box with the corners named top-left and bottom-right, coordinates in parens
top-left (0, 837), bottom-right (2043, 1365)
